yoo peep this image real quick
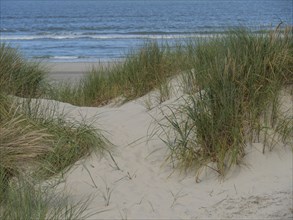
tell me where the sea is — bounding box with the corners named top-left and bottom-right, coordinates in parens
top-left (1, 0), bottom-right (292, 62)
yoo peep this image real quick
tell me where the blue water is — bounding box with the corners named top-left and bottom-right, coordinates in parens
top-left (1, 0), bottom-right (292, 62)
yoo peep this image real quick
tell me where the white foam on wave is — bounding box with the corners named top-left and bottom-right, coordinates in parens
top-left (52, 56), bottom-right (79, 59)
top-left (33, 55), bottom-right (90, 60)
top-left (0, 33), bottom-right (218, 41)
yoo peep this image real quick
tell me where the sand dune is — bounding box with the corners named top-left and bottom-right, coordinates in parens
top-left (39, 74), bottom-right (293, 219)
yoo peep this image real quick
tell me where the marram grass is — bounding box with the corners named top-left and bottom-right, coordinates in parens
top-left (160, 27), bottom-right (293, 178)
top-left (0, 46), bottom-right (110, 217)
top-left (0, 96), bottom-right (109, 218)
top-left (52, 41), bottom-right (196, 106)
top-left (0, 43), bottom-right (48, 97)
top-left (0, 174), bottom-right (96, 220)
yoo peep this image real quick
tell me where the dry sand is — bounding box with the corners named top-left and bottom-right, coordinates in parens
top-left (44, 61), bottom-right (119, 82)
top-left (42, 63), bottom-right (292, 219)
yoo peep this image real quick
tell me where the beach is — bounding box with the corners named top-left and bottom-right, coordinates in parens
top-left (45, 62), bottom-right (116, 82)
top-left (42, 62), bottom-right (293, 219)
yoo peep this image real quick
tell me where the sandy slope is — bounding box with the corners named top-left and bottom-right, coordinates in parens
top-left (42, 85), bottom-right (293, 219)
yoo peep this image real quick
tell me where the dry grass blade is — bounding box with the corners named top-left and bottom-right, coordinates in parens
top-left (0, 116), bottom-right (52, 172)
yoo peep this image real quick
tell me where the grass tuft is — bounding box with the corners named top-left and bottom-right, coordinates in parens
top-left (0, 43), bottom-right (48, 97)
top-left (52, 41), bottom-right (196, 106)
top-left (0, 175), bottom-right (94, 220)
top-left (0, 44), bottom-right (110, 216)
top-left (160, 26), bottom-right (293, 177)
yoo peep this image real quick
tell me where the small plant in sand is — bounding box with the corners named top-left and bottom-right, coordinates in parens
top-left (98, 178), bottom-right (114, 207)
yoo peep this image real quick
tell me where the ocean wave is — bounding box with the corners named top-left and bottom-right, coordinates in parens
top-left (31, 55), bottom-right (98, 62)
top-left (33, 55), bottom-right (91, 60)
top-left (49, 56), bottom-right (80, 59)
top-left (0, 33), bottom-right (220, 41)
top-left (31, 55), bottom-right (113, 62)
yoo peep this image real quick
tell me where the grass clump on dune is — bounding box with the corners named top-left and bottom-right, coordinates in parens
top-left (0, 94), bottom-right (51, 201)
top-left (53, 41), bottom-right (195, 106)
top-left (0, 96), bottom-right (108, 218)
top-left (0, 43), bottom-right (108, 180)
top-left (0, 175), bottom-right (94, 220)
top-left (0, 44), bottom-right (109, 218)
top-left (30, 110), bottom-right (108, 179)
top-left (0, 43), bottom-right (48, 97)
top-left (161, 26), bottom-right (292, 178)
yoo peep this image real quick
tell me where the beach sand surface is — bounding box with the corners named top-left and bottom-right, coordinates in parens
top-left (39, 67), bottom-right (292, 219)
top-left (44, 62), bottom-right (118, 82)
